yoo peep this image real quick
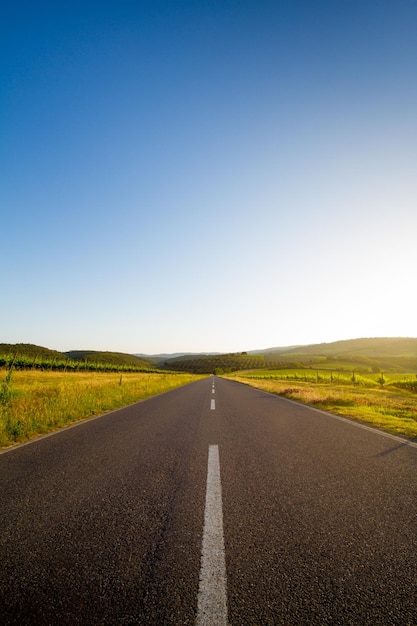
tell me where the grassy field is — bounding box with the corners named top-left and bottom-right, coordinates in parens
top-left (226, 370), bottom-right (417, 440)
top-left (233, 368), bottom-right (417, 386)
top-left (0, 369), bottom-right (203, 449)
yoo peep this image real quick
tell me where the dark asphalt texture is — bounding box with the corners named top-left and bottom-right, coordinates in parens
top-left (1, 376), bottom-right (416, 625)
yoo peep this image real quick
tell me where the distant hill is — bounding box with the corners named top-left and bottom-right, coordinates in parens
top-left (0, 343), bottom-right (67, 360)
top-left (135, 352), bottom-right (221, 360)
top-left (0, 344), bottom-right (154, 371)
top-left (251, 338), bottom-right (417, 358)
top-left (283, 337), bottom-right (417, 358)
top-left (3, 338), bottom-right (416, 374)
top-left (248, 345), bottom-right (301, 355)
top-left (159, 338), bottom-right (417, 374)
top-left (65, 350), bottom-right (153, 368)
top-left (158, 352), bottom-right (264, 374)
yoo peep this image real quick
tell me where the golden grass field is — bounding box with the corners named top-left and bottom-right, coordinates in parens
top-left (0, 370), bottom-right (202, 448)
top-left (227, 373), bottom-right (417, 440)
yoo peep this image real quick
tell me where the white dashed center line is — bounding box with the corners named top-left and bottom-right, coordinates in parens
top-left (196, 445), bottom-right (228, 626)
top-left (210, 399), bottom-right (216, 410)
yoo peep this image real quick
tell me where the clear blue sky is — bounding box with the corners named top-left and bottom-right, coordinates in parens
top-left (2, 0), bottom-right (416, 354)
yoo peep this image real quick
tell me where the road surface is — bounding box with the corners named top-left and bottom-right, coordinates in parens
top-left (1, 376), bottom-right (416, 624)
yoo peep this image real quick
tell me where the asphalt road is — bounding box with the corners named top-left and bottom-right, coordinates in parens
top-left (1, 376), bottom-right (416, 625)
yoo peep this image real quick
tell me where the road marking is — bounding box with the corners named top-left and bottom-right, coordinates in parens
top-left (211, 399), bottom-right (216, 410)
top-left (212, 389), bottom-right (215, 394)
top-left (196, 445), bottom-right (228, 626)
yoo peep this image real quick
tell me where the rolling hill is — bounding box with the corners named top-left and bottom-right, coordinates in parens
top-left (2, 338), bottom-right (417, 374)
top-left (279, 337), bottom-right (417, 358)
top-left (0, 344), bottom-right (154, 371)
top-left (0, 343), bottom-right (67, 361)
top-left (158, 338), bottom-right (417, 374)
top-left (65, 350), bottom-right (153, 368)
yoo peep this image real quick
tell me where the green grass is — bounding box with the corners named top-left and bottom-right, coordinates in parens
top-left (226, 371), bottom-right (417, 440)
top-left (235, 368), bottom-right (417, 387)
top-left (0, 369), bottom-right (204, 448)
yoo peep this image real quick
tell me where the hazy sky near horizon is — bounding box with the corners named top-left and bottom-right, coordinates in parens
top-left (2, 0), bottom-right (416, 354)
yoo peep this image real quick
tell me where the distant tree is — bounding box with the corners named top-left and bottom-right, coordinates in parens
top-left (377, 372), bottom-right (386, 387)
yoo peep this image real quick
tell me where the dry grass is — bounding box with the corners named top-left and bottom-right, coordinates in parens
top-left (228, 376), bottom-right (417, 440)
top-left (0, 370), bottom-right (202, 448)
